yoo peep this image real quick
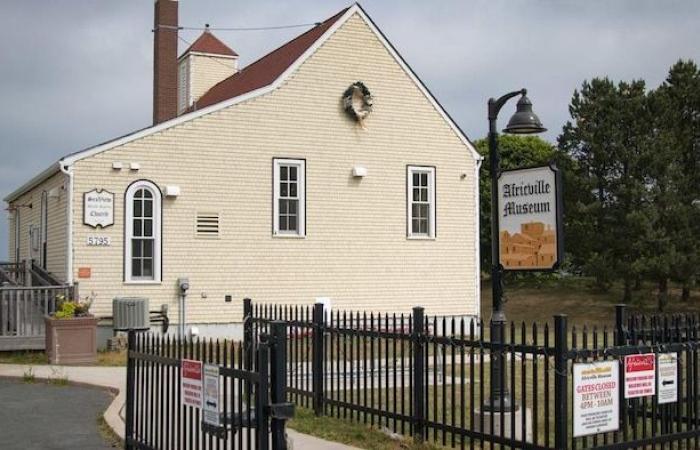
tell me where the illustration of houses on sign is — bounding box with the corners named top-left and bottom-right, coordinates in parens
top-left (500, 222), bottom-right (556, 269)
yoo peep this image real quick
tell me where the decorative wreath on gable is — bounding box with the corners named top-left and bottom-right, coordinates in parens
top-left (342, 81), bottom-right (373, 124)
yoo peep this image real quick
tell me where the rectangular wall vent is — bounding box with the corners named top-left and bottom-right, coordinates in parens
top-left (196, 212), bottom-right (220, 238)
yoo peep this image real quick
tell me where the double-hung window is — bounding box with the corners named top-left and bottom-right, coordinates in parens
top-left (407, 166), bottom-right (436, 239)
top-left (273, 158), bottom-right (306, 237)
top-left (125, 180), bottom-right (162, 282)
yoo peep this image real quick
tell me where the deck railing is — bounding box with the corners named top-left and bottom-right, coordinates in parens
top-left (0, 284), bottom-right (74, 351)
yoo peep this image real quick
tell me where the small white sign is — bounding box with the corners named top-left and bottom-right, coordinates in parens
top-left (573, 361), bottom-right (620, 437)
top-left (203, 364), bottom-right (221, 426)
top-left (181, 359), bottom-right (203, 408)
top-left (84, 189), bottom-right (114, 228)
top-left (657, 353), bottom-right (678, 404)
top-left (86, 236), bottom-right (111, 246)
top-left (624, 354), bottom-right (656, 399)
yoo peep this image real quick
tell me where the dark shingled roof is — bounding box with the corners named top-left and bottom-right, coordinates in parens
top-left (191, 8), bottom-right (348, 110)
top-left (182, 30), bottom-right (238, 57)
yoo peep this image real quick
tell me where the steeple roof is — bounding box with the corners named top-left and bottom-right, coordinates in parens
top-left (182, 29), bottom-right (238, 58)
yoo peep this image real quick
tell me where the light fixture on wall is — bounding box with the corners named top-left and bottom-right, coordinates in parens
top-left (164, 185), bottom-right (180, 197)
top-left (352, 166), bottom-right (368, 177)
top-left (112, 162), bottom-right (124, 170)
top-left (129, 162), bottom-right (141, 171)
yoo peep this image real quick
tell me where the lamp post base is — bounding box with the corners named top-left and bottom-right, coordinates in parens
top-left (483, 394), bottom-right (516, 413)
top-left (474, 405), bottom-right (532, 442)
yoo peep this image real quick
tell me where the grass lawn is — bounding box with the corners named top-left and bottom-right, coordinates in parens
top-left (289, 406), bottom-right (440, 450)
top-left (481, 277), bottom-right (700, 328)
top-left (0, 349), bottom-right (127, 366)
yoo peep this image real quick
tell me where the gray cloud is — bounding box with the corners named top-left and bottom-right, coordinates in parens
top-left (2, 0), bottom-right (699, 257)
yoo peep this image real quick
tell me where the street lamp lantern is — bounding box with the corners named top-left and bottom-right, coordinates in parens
top-left (503, 93), bottom-right (547, 135)
top-left (485, 88), bottom-right (546, 413)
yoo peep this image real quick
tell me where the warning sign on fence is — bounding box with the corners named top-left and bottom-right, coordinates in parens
top-left (624, 353), bottom-right (656, 399)
top-left (657, 353), bottom-right (678, 404)
top-left (203, 364), bottom-right (221, 426)
top-left (181, 359), bottom-right (203, 408)
top-left (573, 361), bottom-right (620, 437)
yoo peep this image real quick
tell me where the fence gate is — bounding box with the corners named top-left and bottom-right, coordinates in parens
top-left (125, 321), bottom-right (294, 450)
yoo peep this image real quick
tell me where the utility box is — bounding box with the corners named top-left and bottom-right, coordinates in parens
top-left (113, 297), bottom-right (150, 331)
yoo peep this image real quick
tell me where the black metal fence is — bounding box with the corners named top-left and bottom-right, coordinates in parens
top-left (247, 299), bottom-right (700, 450)
top-left (125, 322), bottom-right (294, 450)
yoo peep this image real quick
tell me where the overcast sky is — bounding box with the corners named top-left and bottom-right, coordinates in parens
top-left (1, 0), bottom-right (699, 258)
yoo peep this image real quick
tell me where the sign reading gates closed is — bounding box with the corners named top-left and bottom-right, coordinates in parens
top-left (497, 164), bottom-right (563, 271)
top-left (573, 361), bottom-right (620, 437)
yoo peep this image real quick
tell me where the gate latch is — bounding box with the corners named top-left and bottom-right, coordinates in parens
top-left (267, 402), bottom-right (295, 420)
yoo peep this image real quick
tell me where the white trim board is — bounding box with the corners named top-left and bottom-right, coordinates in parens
top-left (5, 4), bottom-right (480, 203)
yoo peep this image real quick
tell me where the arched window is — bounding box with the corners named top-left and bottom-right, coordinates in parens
top-left (125, 180), bottom-right (162, 282)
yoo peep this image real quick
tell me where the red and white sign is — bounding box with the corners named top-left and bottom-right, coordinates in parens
top-left (624, 354), bottom-right (656, 399)
top-left (181, 359), bottom-right (203, 408)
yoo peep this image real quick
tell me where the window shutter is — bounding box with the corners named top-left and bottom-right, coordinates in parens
top-left (196, 212), bottom-right (220, 238)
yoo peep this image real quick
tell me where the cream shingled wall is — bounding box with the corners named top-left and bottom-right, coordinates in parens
top-left (190, 54), bottom-right (237, 106)
top-left (71, 13), bottom-right (479, 322)
top-left (7, 171), bottom-right (68, 280)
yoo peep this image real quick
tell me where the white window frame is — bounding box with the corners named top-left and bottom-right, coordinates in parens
top-left (124, 180), bottom-right (162, 283)
top-left (273, 158), bottom-right (306, 238)
top-left (407, 166), bottom-right (436, 239)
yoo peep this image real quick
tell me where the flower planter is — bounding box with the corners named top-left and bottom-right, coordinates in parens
top-left (45, 315), bottom-right (98, 365)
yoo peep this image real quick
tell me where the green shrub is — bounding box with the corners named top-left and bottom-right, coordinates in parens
top-left (53, 295), bottom-right (92, 319)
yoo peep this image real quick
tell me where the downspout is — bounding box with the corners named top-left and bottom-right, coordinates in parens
top-left (59, 162), bottom-right (74, 285)
top-left (474, 157), bottom-right (483, 327)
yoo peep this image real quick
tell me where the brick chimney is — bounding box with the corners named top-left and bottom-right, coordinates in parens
top-left (153, 0), bottom-right (179, 124)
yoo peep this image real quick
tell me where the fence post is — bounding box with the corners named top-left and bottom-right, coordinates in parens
top-left (124, 330), bottom-right (136, 450)
top-left (243, 298), bottom-right (253, 371)
top-left (614, 304), bottom-right (627, 346)
top-left (312, 302), bottom-right (325, 416)
top-left (256, 332), bottom-right (271, 450)
top-left (412, 306), bottom-right (425, 443)
top-left (554, 314), bottom-right (569, 450)
top-left (270, 321), bottom-right (290, 450)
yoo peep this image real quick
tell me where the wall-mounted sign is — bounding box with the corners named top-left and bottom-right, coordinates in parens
top-left (86, 236), bottom-right (111, 247)
top-left (497, 164), bottom-right (563, 271)
top-left (657, 353), bottom-right (678, 404)
top-left (624, 353), bottom-right (656, 399)
top-left (573, 361), bottom-right (619, 437)
top-left (78, 267), bottom-right (92, 279)
top-left (84, 189), bottom-right (114, 228)
top-left (181, 359), bottom-right (203, 408)
top-left (202, 364), bottom-right (221, 426)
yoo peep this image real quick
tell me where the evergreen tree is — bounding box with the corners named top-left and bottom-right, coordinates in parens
top-left (558, 78), bottom-right (653, 297)
top-left (643, 61), bottom-right (700, 308)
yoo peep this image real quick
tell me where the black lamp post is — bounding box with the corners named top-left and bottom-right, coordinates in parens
top-left (486, 89), bottom-right (546, 412)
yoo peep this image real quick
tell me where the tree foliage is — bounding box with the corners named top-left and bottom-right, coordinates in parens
top-left (557, 60), bottom-right (700, 309)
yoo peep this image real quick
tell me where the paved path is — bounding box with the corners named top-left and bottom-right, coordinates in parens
top-left (0, 364), bottom-right (361, 450)
top-left (0, 377), bottom-right (116, 449)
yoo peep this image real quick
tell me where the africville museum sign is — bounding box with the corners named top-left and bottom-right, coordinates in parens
top-left (497, 164), bottom-right (563, 271)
